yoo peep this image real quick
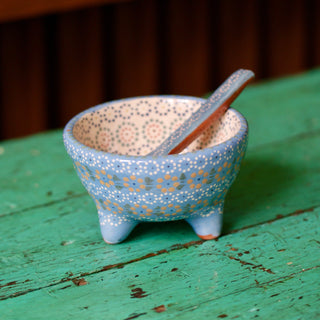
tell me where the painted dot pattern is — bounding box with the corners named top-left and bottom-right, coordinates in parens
top-left (63, 95), bottom-right (248, 243)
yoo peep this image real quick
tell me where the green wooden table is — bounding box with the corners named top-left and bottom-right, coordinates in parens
top-left (1, 70), bottom-right (320, 319)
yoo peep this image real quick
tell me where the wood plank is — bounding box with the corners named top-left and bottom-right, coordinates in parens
top-left (55, 8), bottom-right (105, 126)
top-left (232, 68), bottom-right (320, 148)
top-left (112, 0), bottom-right (158, 98)
top-left (216, 0), bottom-right (260, 80)
top-left (263, 0), bottom-right (307, 78)
top-left (1, 209), bottom-right (319, 318)
top-left (162, 0), bottom-right (211, 96)
top-left (0, 18), bottom-right (47, 138)
top-left (0, 131), bottom-right (86, 216)
top-left (1, 128), bottom-right (320, 297)
top-left (0, 0), bottom-right (130, 23)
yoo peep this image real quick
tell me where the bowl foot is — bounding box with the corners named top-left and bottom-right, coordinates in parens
top-left (99, 213), bottom-right (138, 244)
top-left (186, 205), bottom-right (223, 240)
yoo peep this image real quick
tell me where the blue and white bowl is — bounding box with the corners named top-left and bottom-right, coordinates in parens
top-left (63, 95), bottom-right (248, 244)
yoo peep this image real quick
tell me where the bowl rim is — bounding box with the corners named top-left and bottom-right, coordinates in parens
top-left (63, 95), bottom-right (248, 160)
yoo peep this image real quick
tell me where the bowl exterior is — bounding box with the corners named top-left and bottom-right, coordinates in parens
top-left (63, 97), bottom-right (248, 243)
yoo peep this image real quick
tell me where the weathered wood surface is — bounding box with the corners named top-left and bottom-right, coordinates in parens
top-left (1, 69), bottom-right (320, 319)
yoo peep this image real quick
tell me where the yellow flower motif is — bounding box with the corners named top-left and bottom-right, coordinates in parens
top-left (134, 204), bottom-right (140, 207)
top-left (215, 173), bottom-right (220, 179)
top-left (173, 182), bottom-right (180, 187)
top-left (107, 174), bottom-right (112, 179)
top-left (172, 176), bottom-right (178, 181)
top-left (168, 204), bottom-right (174, 208)
top-left (109, 180), bottom-right (115, 185)
top-left (130, 175), bottom-right (136, 180)
top-left (99, 180), bottom-right (105, 185)
top-left (95, 169), bottom-right (100, 174)
top-left (157, 178), bottom-right (163, 183)
top-left (137, 178), bottom-right (144, 183)
top-left (146, 209), bottom-right (153, 213)
top-left (203, 172), bottom-right (209, 177)
top-left (123, 183), bottom-right (129, 187)
top-left (168, 187), bottom-right (175, 192)
top-left (198, 169), bottom-right (204, 175)
top-left (223, 162), bottom-right (228, 168)
top-left (196, 184), bottom-right (201, 189)
top-left (140, 185), bottom-right (146, 189)
top-left (189, 184), bottom-right (195, 189)
top-left (101, 170), bottom-right (106, 175)
top-left (156, 184), bottom-right (162, 189)
top-left (202, 179), bottom-right (208, 184)
top-left (191, 172), bottom-right (197, 178)
top-left (142, 205), bottom-right (148, 209)
top-left (218, 167), bottom-right (222, 172)
top-left (164, 174), bottom-right (171, 180)
top-left (161, 188), bottom-right (167, 193)
top-left (129, 187), bottom-right (134, 192)
top-left (123, 177), bottom-right (129, 182)
top-left (187, 179), bottom-right (193, 184)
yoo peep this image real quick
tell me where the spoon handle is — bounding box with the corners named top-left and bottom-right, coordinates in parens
top-left (148, 69), bottom-right (254, 156)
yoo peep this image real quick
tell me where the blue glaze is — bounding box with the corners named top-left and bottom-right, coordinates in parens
top-left (63, 96), bottom-right (248, 244)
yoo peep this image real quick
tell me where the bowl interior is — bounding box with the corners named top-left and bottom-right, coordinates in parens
top-left (72, 96), bottom-right (242, 156)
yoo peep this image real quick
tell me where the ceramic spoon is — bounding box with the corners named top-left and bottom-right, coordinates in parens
top-left (148, 69), bottom-right (255, 156)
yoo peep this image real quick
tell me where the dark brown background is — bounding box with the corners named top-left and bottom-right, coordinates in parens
top-left (0, 0), bottom-right (319, 140)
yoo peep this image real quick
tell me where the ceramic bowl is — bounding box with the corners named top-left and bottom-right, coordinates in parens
top-left (63, 95), bottom-right (248, 244)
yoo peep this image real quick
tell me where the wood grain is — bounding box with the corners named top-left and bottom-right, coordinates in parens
top-left (0, 0), bottom-right (319, 139)
top-left (1, 71), bottom-right (320, 317)
top-left (112, 0), bottom-right (159, 98)
top-left (0, 18), bottom-right (47, 139)
top-left (217, 0), bottom-right (260, 80)
top-left (55, 8), bottom-right (105, 126)
top-left (162, 0), bottom-right (211, 96)
top-left (1, 210), bottom-right (319, 318)
top-left (263, 0), bottom-right (307, 78)
top-left (0, 0), bottom-right (131, 23)
top-left (1, 70), bottom-right (320, 319)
